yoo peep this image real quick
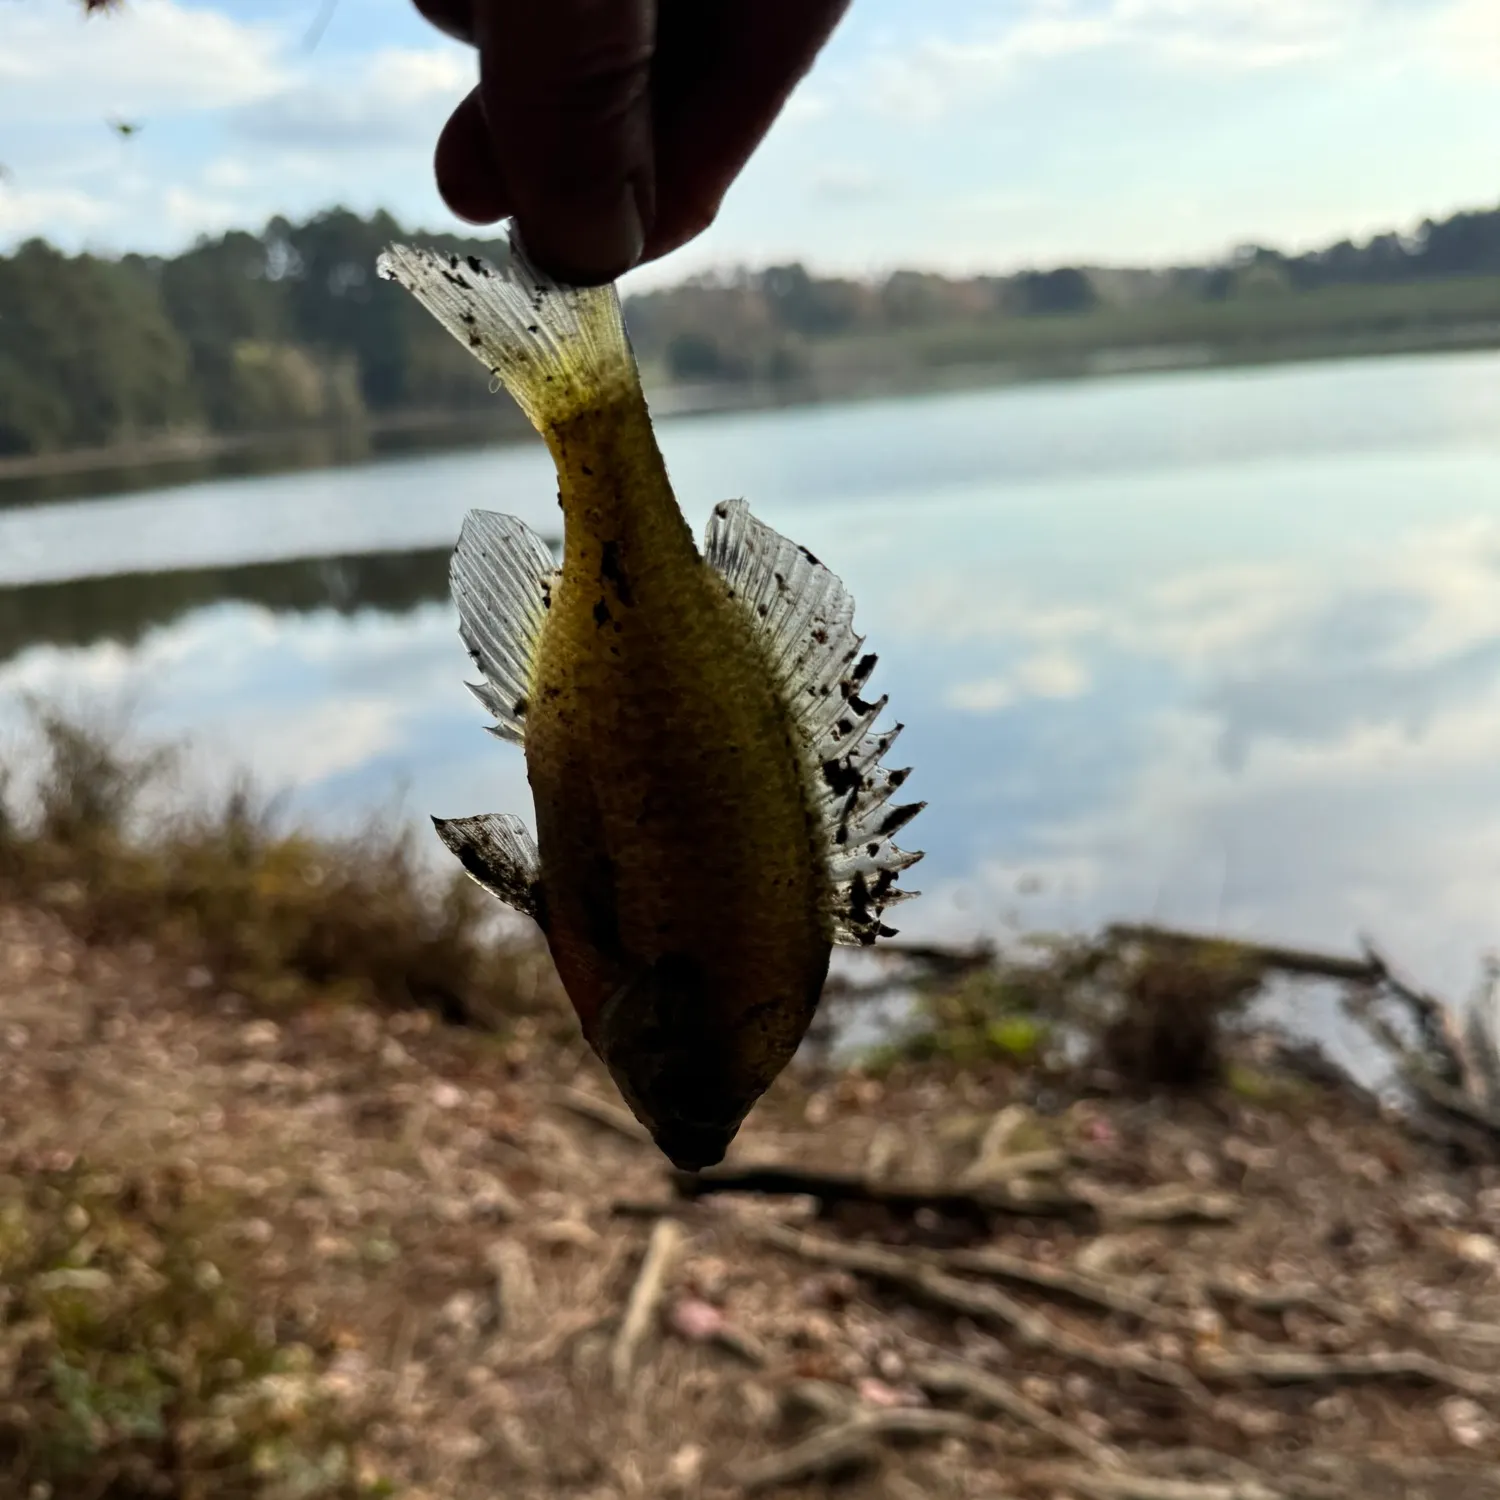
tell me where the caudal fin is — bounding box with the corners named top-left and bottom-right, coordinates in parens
top-left (376, 237), bottom-right (638, 431)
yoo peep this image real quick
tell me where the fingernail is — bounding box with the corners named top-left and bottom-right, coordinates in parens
top-left (526, 179), bottom-right (646, 287)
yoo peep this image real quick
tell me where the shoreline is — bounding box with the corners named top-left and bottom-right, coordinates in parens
top-left (4, 322), bottom-right (1499, 489)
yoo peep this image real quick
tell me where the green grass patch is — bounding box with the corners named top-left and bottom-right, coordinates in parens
top-left (0, 1156), bottom-right (385, 1499)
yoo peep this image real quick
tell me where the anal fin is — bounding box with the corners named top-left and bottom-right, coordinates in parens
top-left (433, 812), bottom-right (544, 924)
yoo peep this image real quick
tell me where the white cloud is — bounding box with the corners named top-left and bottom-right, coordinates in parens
top-left (0, 185), bottom-right (112, 239)
top-left (0, 0), bottom-right (289, 123)
top-left (232, 46), bottom-right (471, 154)
top-left (946, 676), bottom-right (1017, 713)
top-left (1017, 648), bottom-right (1091, 698)
top-left (857, 0), bottom-right (1441, 122)
top-left (0, 0), bottom-right (472, 254)
top-left (1429, 0), bottom-right (1500, 78)
top-left (162, 186), bottom-right (244, 237)
top-left (945, 649), bottom-right (1091, 713)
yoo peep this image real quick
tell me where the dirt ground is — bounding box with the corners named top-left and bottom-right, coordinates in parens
top-left (4, 901), bottom-right (1500, 1500)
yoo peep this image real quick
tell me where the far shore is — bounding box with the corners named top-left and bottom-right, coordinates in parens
top-left (4, 319), bottom-right (1499, 492)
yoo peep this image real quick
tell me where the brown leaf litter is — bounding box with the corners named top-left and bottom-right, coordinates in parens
top-left (3, 903), bottom-right (1500, 1499)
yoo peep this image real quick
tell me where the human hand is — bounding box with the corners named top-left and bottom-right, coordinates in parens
top-left (411, 0), bottom-right (850, 286)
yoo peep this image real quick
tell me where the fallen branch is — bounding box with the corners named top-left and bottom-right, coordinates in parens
top-left (671, 1161), bottom-right (1099, 1227)
top-left (610, 1216), bottom-right (684, 1394)
top-left (932, 1246), bottom-right (1171, 1325)
top-left (1404, 1067), bottom-right (1500, 1142)
top-left (912, 1357), bottom-right (1121, 1466)
top-left (1026, 1465), bottom-right (1284, 1500)
top-left (881, 939), bottom-right (997, 975)
top-left (758, 1224), bottom-right (1207, 1399)
top-left (817, 940), bottom-right (994, 1003)
top-left (1110, 924), bottom-right (1491, 1127)
top-left (1198, 1345), bottom-right (1495, 1397)
top-left (1094, 1184), bottom-right (1242, 1226)
top-left (1359, 939), bottom-right (1468, 1085)
top-left (730, 1408), bottom-right (979, 1493)
top-left (1105, 924), bottom-right (1376, 985)
top-left (1341, 990), bottom-right (1500, 1152)
top-left (1204, 1275), bottom-right (1358, 1327)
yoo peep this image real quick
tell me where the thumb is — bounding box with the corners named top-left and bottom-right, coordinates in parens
top-left (475, 0), bottom-right (656, 285)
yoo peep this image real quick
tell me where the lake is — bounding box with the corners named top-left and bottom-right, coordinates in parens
top-left (3, 349), bottom-right (1500, 1024)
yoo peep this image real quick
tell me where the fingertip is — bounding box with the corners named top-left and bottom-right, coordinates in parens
top-left (515, 175), bottom-right (648, 287)
top-left (434, 90), bottom-right (512, 225)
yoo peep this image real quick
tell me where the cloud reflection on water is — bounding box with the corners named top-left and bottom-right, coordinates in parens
top-left (2, 354), bottom-right (1500, 1004)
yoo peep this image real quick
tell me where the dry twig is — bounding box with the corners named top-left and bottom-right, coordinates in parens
top-left (1095, 1184), bottom-right (1241, 1226)
top-left (913, 1357), bottom-right (1120, 1465)
top-left (758, 1224), bottom-right (1208, 1398)
top-left (932, 1245), bottom-right (1170, 1324)
top-left (731, 1408), bottom-right (979, 1493)
top-left (1203, 1275), bottom-right (1357, 1327)
top-left (1198, 1344), bottom-right (1495, 1397)
top-left (486, 1237), bottom-right (538, 1341)
top-left (610, 1216), bottom-right (684, 1394)
top-left (1027, 1464), bottom-right (1285, 1500)
top-left (554, 1085), bottom-right (649, 1144)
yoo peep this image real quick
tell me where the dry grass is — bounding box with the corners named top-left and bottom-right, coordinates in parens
top-left (0, 707), bottom-right (560, 1035)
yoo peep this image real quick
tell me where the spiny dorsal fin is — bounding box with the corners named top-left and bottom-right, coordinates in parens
top-left (376, 240), bottom-right (637, 431)
top-left (433, 813), bottom-right (543, 924)
top-left (703, 498), bottom-right (924, 946)
top-left (451, 509), bottom-right (558, 746)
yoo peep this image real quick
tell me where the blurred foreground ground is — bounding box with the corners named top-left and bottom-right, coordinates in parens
top-left (4, 896), bottom-right (1500, 1500)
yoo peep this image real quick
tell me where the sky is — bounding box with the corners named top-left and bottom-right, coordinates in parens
top-left (0, 0), bottom-right (1498, 287)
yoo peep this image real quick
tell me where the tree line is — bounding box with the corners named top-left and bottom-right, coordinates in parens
top-left (1, 200), bottom-right (1498, 459)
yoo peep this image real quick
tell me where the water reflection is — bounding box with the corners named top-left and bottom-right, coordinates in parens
top-left (0, 546), bottom-right (453, 668)
top-left (2, 350), bottom-right (1500, 1015)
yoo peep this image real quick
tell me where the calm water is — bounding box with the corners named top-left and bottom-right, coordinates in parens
top-left (3, 350), bottom-right (1500, 1016)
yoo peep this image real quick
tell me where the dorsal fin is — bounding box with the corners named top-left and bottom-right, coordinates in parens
top-left (450, 509), bottom-right (558, 745)
top-left (704, 499), bottom-right (924, 946)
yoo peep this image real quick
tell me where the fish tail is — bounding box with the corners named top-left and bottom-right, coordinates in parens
top-left (376, 237), bottom-right (639, 433)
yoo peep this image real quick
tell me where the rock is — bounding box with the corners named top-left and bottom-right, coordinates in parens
top-left (668, 1297), bottom-right (726, 1343)
top-left (1441, 1396), bottom-right (1494, 1448)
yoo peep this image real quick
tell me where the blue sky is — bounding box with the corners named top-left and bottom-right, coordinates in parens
top-left (1, 0), bottom-right (1498, 286)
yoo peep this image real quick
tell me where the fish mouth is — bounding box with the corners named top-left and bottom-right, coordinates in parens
top-left (651, 1118), bottom-right (736, 1174)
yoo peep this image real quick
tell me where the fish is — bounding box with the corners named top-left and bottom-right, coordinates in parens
top-left (375, 236), bottom-right (924, 1171)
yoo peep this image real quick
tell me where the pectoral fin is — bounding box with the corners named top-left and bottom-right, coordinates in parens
top-left (433, 812), bottom-right (544, 925)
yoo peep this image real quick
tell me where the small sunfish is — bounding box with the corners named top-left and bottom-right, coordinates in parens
top-left (377, 237), bottom-right (924, 1171)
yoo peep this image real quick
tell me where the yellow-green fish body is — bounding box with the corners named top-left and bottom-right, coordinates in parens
top-left (377, 241), bottom-right (922, 1169)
